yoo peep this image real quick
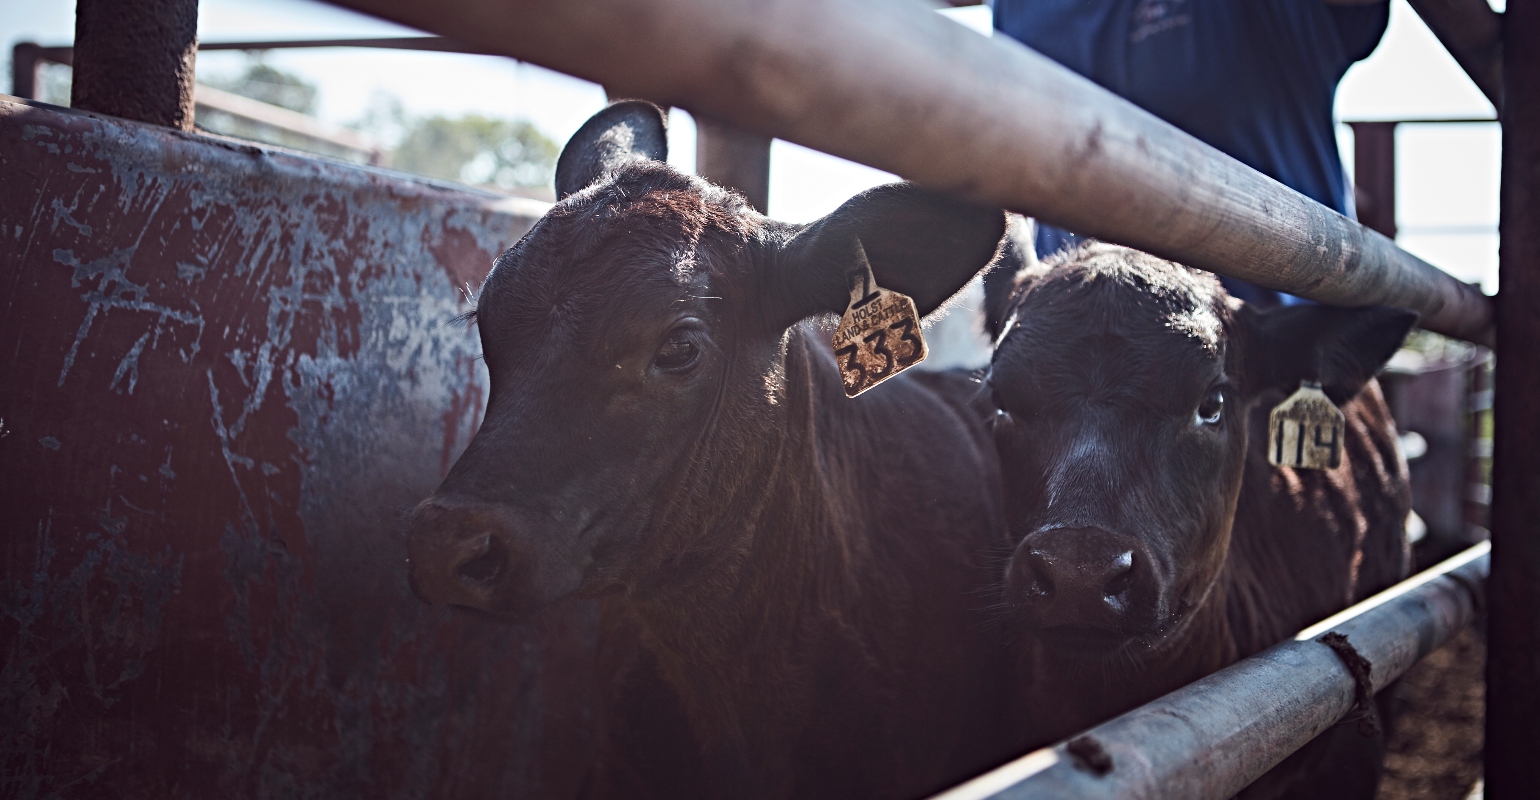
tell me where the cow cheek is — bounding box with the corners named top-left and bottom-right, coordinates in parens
top-left (1177, 439), bottom-right (1248, 605)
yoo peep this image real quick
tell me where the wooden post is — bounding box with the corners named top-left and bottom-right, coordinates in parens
top-left (70, 0), bottom-right (199, 130)
top-left (1486, 0), bottom-right (1540, 795)
top-left (696, 118), bottom-right (771, 213)
top-left (1349, 121), bottom-right (1397, 240)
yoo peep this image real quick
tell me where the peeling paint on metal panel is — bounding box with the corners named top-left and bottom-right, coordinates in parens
top-left (0, 99), bottom-right (593, 799)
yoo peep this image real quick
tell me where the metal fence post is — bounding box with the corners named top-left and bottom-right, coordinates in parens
top-left (70, 0), bottom-right (200, 129)
top-left (1486, 0), bottom-right (1540, 794)
top-left (11, 42), bottom-right (41, 100)
top-left (1349, 121), bottom-right (1397, 240)
top-left (696, 117), bottom-right (771, 213)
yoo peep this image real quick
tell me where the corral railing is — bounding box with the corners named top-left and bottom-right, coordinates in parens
top-left (331, 0), bottom-right (1495, 346)
top-left (27, 0), bottom-right (1527, 794)
top-left (931, 543), bottom-right (1490, 800)
top-left (312, 0), bottom-right (1533, 794)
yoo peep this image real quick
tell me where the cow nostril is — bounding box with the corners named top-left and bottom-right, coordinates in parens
top-left (1102, 551), bottom-right (1135, 603)
top-left (1026, 550), bottom-right (1056, 598)
top-left (458, 537), bottom-right (509, 585)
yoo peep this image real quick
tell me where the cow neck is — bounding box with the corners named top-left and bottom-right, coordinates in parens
top-left (1020, 582), bottom-right (1236, 743)
top-left (630, 324), bottom-right (886, 755)
top-left (1219, 397), bottom-right (1382, 660)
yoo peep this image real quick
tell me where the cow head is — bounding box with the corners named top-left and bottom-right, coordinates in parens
top-left (406, 101), bottom-right (1005, 620)
top-left (985, 242), bottom-right (1414, 660)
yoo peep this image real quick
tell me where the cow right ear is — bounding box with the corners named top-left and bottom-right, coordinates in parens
top-left (555, 100), bottom-right (669, 200)
top-left (768, 183), bottom-right (1007, 330)
top-left (1239, 304), bottom-right (1419, 404)
top-left (983, 215), bottom-right (1042, 341)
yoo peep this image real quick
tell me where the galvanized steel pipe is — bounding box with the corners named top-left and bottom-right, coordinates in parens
top-left (329, 0), bottom-right (1494, 345)
top-left (931, 543), bottom-right (1490, 800)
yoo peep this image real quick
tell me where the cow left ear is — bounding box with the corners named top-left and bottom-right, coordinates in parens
top-left (1239, 304), bottom-right (1419, 403)
top-left (555, 100), bottom-right (669, 200)
top-left (768, 183), bottom-right (1007, 330)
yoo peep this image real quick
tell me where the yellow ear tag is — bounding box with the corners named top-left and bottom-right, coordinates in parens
top-left (1268, 381), bottom-right (1346, 470)
top-left (832, 241), bottom-right (928, 398)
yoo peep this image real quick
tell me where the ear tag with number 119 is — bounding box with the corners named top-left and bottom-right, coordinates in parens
top-left (1268, 381), bottom-right (1346, 470)
top-left (832, 240), bottom-right (928, 398)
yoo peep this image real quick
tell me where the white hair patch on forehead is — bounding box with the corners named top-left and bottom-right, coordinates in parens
top-left (672, 244), bottom-right (698, 282)
top-left (1168, 304), bottom-right (1222, 352)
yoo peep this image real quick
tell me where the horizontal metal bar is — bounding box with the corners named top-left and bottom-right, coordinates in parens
top-left (326, 0), bottom-right (1495, 345)
top-left (197, 36), bottom-right (499, 54)
top-left (932, 542), bottom-right (1490, 800)
top-left (193, 84), bottom-right (380, 156)
top-left (20, 37), bottom-right (503, 66)
top-left (1342, 118), bottom-right (1499, 125)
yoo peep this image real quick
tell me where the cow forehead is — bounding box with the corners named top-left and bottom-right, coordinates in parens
top-left (995, 256), bottom-right (1230, 405)
top-left (480, 176), bottom-right (753, 321)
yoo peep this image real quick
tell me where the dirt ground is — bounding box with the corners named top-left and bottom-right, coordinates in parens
top-left (1375, 626), bottom-right (1486, 800)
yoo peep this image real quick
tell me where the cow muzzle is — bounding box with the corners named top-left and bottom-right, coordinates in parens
top-left (406, 497), bottom-right (581, 619)
top-left (1004, 526), bottom-right (1161, 647)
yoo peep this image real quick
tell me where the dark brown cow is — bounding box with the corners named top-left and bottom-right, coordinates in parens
top-left (406, 102), bottom-right (1014, 799)
top-left (984, 240), bottom-right (1414, 798)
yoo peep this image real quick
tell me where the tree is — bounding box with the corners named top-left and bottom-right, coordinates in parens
top-left (204, 58), bottom-right (318, 114)
top-left (199, 57), bottom-right (559, 193)
top-left (390, 114), bottom-right (558, 192)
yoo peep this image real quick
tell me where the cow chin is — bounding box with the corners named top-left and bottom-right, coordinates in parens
top-left (405, 497), bottom-right (586, 621)
top-left (1022, 610), bottom-right (1189, 666)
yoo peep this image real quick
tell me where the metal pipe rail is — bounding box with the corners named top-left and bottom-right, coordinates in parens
top-left (930, 542), bottom-right (1490, 800)
top-left (328, 0), bottom-right (1495, 345)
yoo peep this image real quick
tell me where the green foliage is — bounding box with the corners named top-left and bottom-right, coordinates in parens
top-left (390, 114), bottom-right (558, 190)
top-left (205, 59), bottom-right (318, 114)
top-left (195, 58), bottom-right (558, 192)
top-left (37, 63), bottom-right (72, 107)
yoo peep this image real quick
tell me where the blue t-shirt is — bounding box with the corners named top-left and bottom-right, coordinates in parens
top-left (995, 0), bottom-right (1388, 301)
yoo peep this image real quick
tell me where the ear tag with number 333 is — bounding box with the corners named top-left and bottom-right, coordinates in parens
top-left (1268, 381), bottom-right (1346, 470)
top-left (832, 240), bottom-right (928, 398)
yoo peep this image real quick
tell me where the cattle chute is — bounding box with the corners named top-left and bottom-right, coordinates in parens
top-left (313, 0), bottom-right (1533, 793)
top-left (4, 0), bottom-right (1530, 794)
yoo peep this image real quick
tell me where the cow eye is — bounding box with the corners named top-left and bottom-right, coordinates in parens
top-left (654, 330), bottom-right (701, 371)
top-left (1196, 388), bottom-right (1224, 426)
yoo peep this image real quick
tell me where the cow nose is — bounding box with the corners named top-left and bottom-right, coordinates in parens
top-left (1006, 526), bottom-right (1153, 632)
top-left (1025, 546), bottom-right (1134, 611)
top-left (407, 499), bottom-right (526, 611)
top-left (456, 534), bottom-right (510, 586)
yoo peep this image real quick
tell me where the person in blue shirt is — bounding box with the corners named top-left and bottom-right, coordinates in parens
top-left (993, 0), bottom-right (1389, 305)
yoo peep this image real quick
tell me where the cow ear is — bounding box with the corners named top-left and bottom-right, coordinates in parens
top-left (770, 183), bottom-right (1007, 329)
top-left (983, 215), bottom-right (1042, 341)
top-left (555, 100), bottom-right (669, 200)
top-left (1239, 304), bottom-right (1418, 403)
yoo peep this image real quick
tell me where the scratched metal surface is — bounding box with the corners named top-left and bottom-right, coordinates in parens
top-left (0, 98), bottom-right (600, 799)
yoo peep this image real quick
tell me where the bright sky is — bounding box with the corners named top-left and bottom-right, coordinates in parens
top-left (0, 0), bottom-right (1502, 289)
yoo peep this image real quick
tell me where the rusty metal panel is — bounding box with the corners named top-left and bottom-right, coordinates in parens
top-left (0, 98), bottom-right (599, 799)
